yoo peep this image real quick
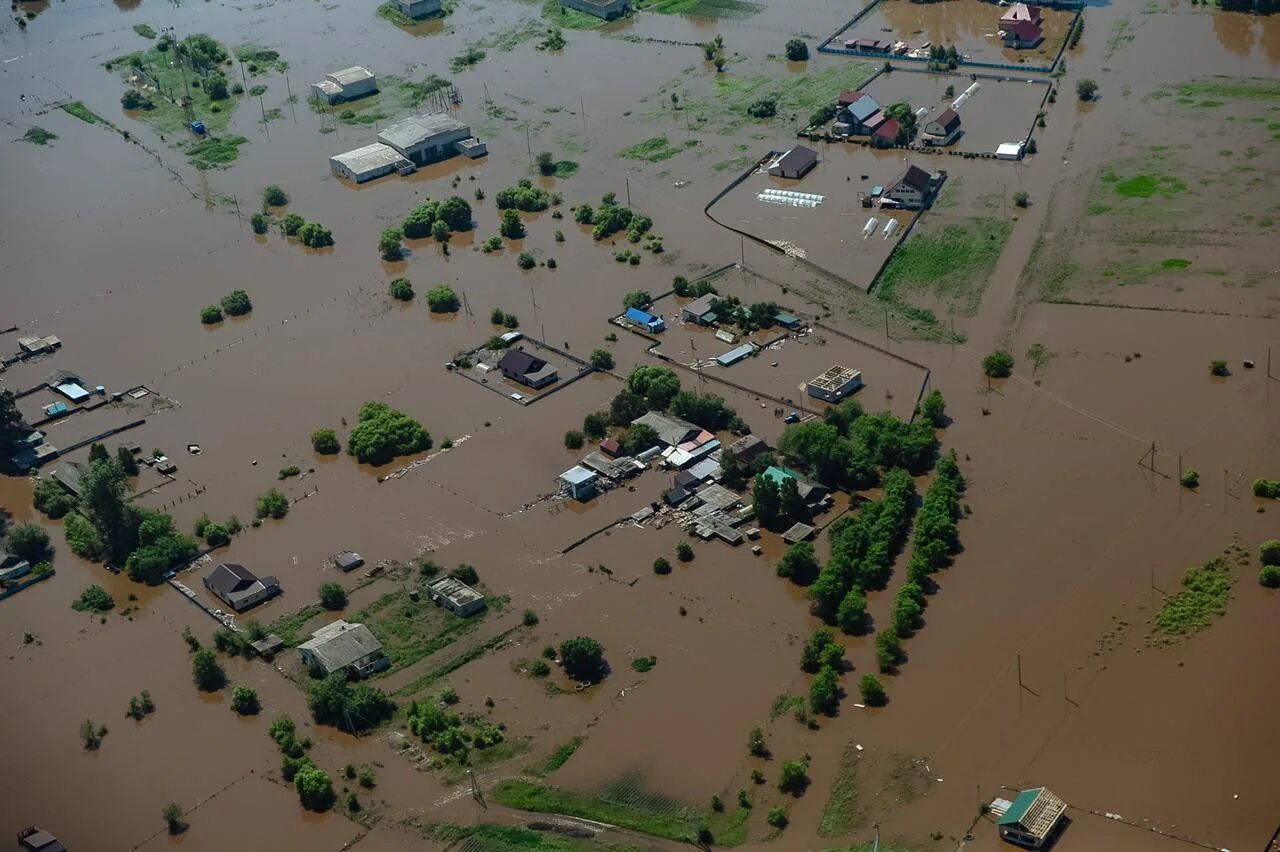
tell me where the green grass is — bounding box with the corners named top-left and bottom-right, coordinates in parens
top-left (348, 590), bottom-right (481, 671)
top-left (535, 736), bottom-right (584, 776)
top-left (818, 742), bottom-right (865, 837)
top-left (187, 134), bottom-right (248, 169)
top-left (1101, 169), bottom-right (1187, 199)
top-left (235, 45), bottom-right (289, 73)
top-left (61, 101), bottom-right (104, 124)
top-left (710, 804), bottom-right (751, 847)
top-left (552, 160), bottom-right (579, 178)
top-left (876, 218), bottom-right (1012, 318)
top-left (540, 0), bottom-right (610, 29)
top-left (450, 46), bottom-right (488, 73)
top-left (394, 625), bottom-right (520, 697)
top-left (635, 0), bottom-right (763, 17)
top-left (822, 843), bottom-right (921, 852)
top-left (630, 655), bottom-right (657, 673)
top-left (22, 126), bottom-right (58, 145)
top-left (1153, 557), bottom-right (1232, 637)
top-left (713, 155), bottom-right (752, 172)
top-left (108, 39), bottom-right (243, 135)
top-left (1161, 258), bottom-right (1190, 269)
top-left (421, 822), bottom-right (609, 850)
top-left (267, 603), bottom-right (324, 646)
top-left (491, 779), bottom-right (702, 843)
top-left (620, 135), bottom-right (688, 162)
top-left (132, 23), bottom-right (156, 38)
top-left (769, 693), bottom-right (804, 720)
top-left (1172, 78), bottom-right (1280, 101)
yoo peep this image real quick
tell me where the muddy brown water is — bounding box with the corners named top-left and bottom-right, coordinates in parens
top-left (3, 0), bottom-right (1280, 849)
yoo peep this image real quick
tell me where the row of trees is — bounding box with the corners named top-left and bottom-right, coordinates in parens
top-left (269, 716), bottom-right (336, 811)
top-left (574, 192), bottom-right (645, 242)
top-left (579, 365), bottom-right (747, 451)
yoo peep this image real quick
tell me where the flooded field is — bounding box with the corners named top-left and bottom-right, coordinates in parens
top-left (3, 0), bottom-right (1280, 849)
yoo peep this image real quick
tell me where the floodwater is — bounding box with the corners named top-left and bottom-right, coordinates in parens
top-left (850, 0), bottom-right (1076, 66)
top-left (3, 0), bottom-right (1280, 849)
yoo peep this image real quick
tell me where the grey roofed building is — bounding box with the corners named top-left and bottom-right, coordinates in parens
top-left (377, 113), bottom-right (474, 166)
top-left (329, 142), bottom-right (407, 183)
top-left (335, 551), bottom-right (365, 572)
top-left (560, 0), bottom-right (631, 19)
top-left (396, 0), bottom-right (442, 18)
top-left (782, 522), bottom-right (817, 544)
top-left (299, 620), bottom-right (388, 677)
top-left (425, 576), bottom-right (487, 616)
top-left (498, 348), bottom-right (559, 389)
top-left (631, 411), bottom-right (700, 447)
top-left (681, 293), bottom-right (719, 325)
top-left (202, 562), bottom-right (281, 613)
top-left (768, 145), bottom-right (818, 179)
top-left (51, 460), bottom-right (87, 498)
top-left (726, 434), bottom-right (768, 460)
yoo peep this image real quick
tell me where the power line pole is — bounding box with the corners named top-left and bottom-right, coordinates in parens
top-left (580, 94), bottom-right (586, 132)
top-left (626, 176), bottom-right (631, 207)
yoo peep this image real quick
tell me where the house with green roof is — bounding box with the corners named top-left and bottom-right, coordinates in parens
top-left (996, 786), bottom-right (1066, 848)
top-left (760, 466), bottom-right (830, 509)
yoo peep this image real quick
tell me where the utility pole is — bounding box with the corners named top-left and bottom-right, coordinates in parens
top-left (626, 176), bottom-right (631, 207)
top-left (238, 60), bottom-right (248, 89)
top-left (740, 235), bottom-right (745, 266)
top-left (259, 95), bottom-right (270, 141)
top-left (580, 94), bottom-right (586, 132)
top-left (525, 124), bottom-right (532, 161)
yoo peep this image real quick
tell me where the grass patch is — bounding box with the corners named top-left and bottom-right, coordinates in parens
top-left (669, 62), bottom-right (874, 134)
top-left (1171, 77), bottom-right (1280, 102)
top-left (635, 0), bottom-right (763, 17)
top-left (540, 0), bottom-right (609, 29)
top-left (620, 135), bottom-right (686, 162)
top-left (133, 23), bottom-right (156, 39)
top-left (420, 823), bottom-right (597, 851)
top-left (552, 160), bottom-right (579, 178)
top-left (450, 46), bottom-right (488, 73)
top-left (1160, 258), bottom-right (1190, 269)
top-left (769, 693), bottom-right (804, 720)
top-left (492, 779), bottom-right (702, 843)
top-left (267, 603), bottom-right (324, 646)
top-left (1102, 169), bottom-right (1187, 199)
top-left (818, 742), bottom-right (865, 837)
top-left (235, 45), bottom-right (288, 73)
top-left (710, 804), bottom-right (751, 847)
top-left (630, 655), bottom-right (657, 673)
top-left (108, 40), bottom-right (241, 136)
top-left (22, 126), bottom-right (58, 145)
top-left (187, 134), bottom-right (248, 169)
top-left (394, 626), bottom-right (520, 697)
top-left (348, 590), bottom-right (482, 672)
top-left (1153, 557), bottom-right (1232, 637)
top-left (535, 736), bottom-right (584, 776)
top-left (61, 101), bottom-right (104, 125)
top-left (713, 155), bottom-right (752, 173)
top-left (876, 218), bottom-right (1012, 318)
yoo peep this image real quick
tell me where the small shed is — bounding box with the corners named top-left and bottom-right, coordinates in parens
top-left (560, 465), bottom-right (598, 500)
top-left (426, 576), bottom-right (487, 617)
top-left (600, 438), bottom-right (622, 457)
top-left (716, 343), bottom-right (756, 367)
top-left (774, 311), bottom-right (802, 330)
top-left (782, 522), bottom-right (817, 544)
top-left (335, 552), bottom-right (365, 572)
top-left (996, 141), bottom-right (1025, 160)
top-left (768, 145), bottom-right (818, 180)
top-left (624, 306), bottom-right (665, 333)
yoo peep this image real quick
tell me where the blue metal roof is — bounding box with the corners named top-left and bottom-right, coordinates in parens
top-left (716, 343), bottom-right (755, 366)
top-left (625, 307), bottom-right (657, 324)
top-left (844, 96), bottom-right (881, 122)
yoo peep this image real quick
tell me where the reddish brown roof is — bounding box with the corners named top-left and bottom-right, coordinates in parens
top-left (1004, 19), bottom-right (1043, 42)
top-left (838, 90), bottom-right (868, 106)
top-left (873, 118), bottom-right (899, 140)
top-left (929, 107), bottom-right (961, 134)
top-left (600, 438), bottom-right (621, 456)
top-left (897, 164), bottom-right (932, 190)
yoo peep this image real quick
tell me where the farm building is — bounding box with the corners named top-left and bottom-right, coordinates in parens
top-left (716, 343), bottom-right (757, 367)
top-left (203, 563), bottom-right (281, 613)
top-left (17, 827), bottom-right (66, 852)
top-left (997, 141), bottom-right (1025, 160)
top-left (560, 0), bottom-right (631, 19)
top-left (922, 108), bottom-right (962, 146)
top-left (872, 117), bottom-right (901, 146)
top-left (761, 466), bottom-right (829, 510)
top-left (334, 551), bottom-right (365, 572)
top-left (329, 142), bottom-right (408, 183)
top-left (16, 335), bottom-right (61, 355)
top-left (299, 620), bottom-right (388, 678)
top-left (767, 145), bottom-right (818, 179)
top-left (378, 113), bottom-right (485, 165)
top-left (845, 37), bottom-right (891, 53)
top-left (498, 348), bottom-right (558, 389)
top-left (631, 412), bottom-right (700, 448)
top-left (883, 165), bottom-right (936, 209)
top-left (994, 787), bottom-right (1067, 849)
top-left (1001, 19), bottom-right (1043, 48)
top-left (425, 576), bottom-right (487, 616)
top-left (681, 294), bottom-right (719, 325)
top-left (395, 0), bottom-right (442, 19)
top-left (774, 311), bottom-right (802, 329)
top-left (807, 365), bottom-right (863, 402)
top-left (559, 465), bottom-right (599, 500)
top-left (624, 306), bottom-right (665, 332)
top-left (310, 66), bottom-right (377, 105)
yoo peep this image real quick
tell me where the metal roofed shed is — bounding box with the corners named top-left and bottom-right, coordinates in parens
top-left (995, 787), bottom-right (1067, 848)
top-left (716, 343), bottom-right (757, 367)
top-left (774, 311), bottom-right (802, 330)
top-left (310, 66), bottom-right (377, 104)
top-left (377, 113), bottom-right (475, 166)
top-left (56, 383), bottom-right (90, 402)
top-left (806, 365), bottom-right (863, 402)
top-left (330, 143), bottom-right (409, 184)
top-left (335, 551), bottom-right (365, 572)
top-left (299, 620), bottom-right (388, 678)
top-left (767, 145), bottom-right (819, 180)
top-left (623, 306), bottom-right (665, 332)
top-left (782, 522), bottom-right (816, 544)
top-left (560, 465), bottom-right (599, 500)
top-left (680, 294), bottom-right (719, 325)
top-left (631, 411), bottom-right (700, 448)
top-left (426, 575), bottom-right (487, 617)
top-left (997, 141), bottom-right (1025, 160)
top-left (17, 827), bottom-right (66, 852)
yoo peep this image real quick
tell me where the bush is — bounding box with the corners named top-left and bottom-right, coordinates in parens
top-left (777, 758), bottom-right (808, 793)
top-left (1209, 359), bottom-right (1229, 377)
top-left (311, 428), bottom-right (340, 455)
top-left (389, 277), bottom-right (414, 301)
top-left (1259, 565), bottom-right (1280, 588)
top-left (1253, 479), bottom-right (1280, 499)
top-left (230, 685), bottom-right (261, 715)
top-left (766, 806), bottom-right (789, 828)
top-left (589, 349), bottom-right (615, 370)
top-left (799, 627), bottom-right (836, 673)
top-left (548, 258), bottom-right (558, 268)
top-left (1076, 78), bottom-right (1098, 101)
top-left (72, 584), bottom-right (115, 613)
top-left (162, 802), bottom-right (185, 835)
top-left (676, 541), bottom-right (694, 562)
top-left (9, 522), bottom-right (52, 564)
top-left (561, 430), bottom-right (585, 451)
top-left (426, 284), bottom-right (460, 313)
top-left (307, 673), bottom-right (396, 733)
top-left (529, 659), bottom-right (551, 677)
top-left (250, 213), bottom-right (269, 234)
top-left (653, 556), bottom-right (671, 575)
top-left (784, 38), bottom-right (809, 61)
top-left (559, 636), bottom-right (605, 681)
top-left (1180, 468), bottom-right (1199, 489)
top-left (517, 252), bottom-right (536, 269)
top-left (809, 664), bottom-right (839, 715)
top-left (121, 89), bottom-right (154, 110)
top-left (64, 512), bottom-right (105, 560)
top-left (623, 290), bottom-right (652, 310)
top-left (319, 582), bottom-right (347, 610)
top-left (378, 227), bottom-right (403, 260)
top-left (495, 178), bottom-right (551, 212)
top-left (221, 289), bottom-right (252, 317)
top-left (582, 412), bottom-right (608, 440)
top-left (875, 629), bottom-right (902, 672)
top-left (432, 220), bottom-right (450, 242)
top-left (918, 390), bottom-right (946, 426)
top-left (295, 766), bottom-right (335, 811)
top-left (1260, 540), bottom-right (1280, 567)
top-left (263, 185), bottom-right (288, 207)
top-left (256, 488), bottom-right (289, 520)
top-left (982, 350), bottom-right (1014, 378)
top-left (33, 478), bottom-right (77, 519)
top-left (298, 222), bottom-right (334, 248)
top-left (347, 401), bottom-right (431, 464)
top-left (1013, 190), bottom-right (1029, 208)
top-left (536, 151), bottom-right (556, 176)
top-left (777, 541), bottom-right (820, 585)
top-left (522, 608), bottom-right (539, 626)
top-left (858, 674), bottom-right (886, 706)
top-left (204, 523), bottom-right (230, 548)
top-left (192, 648), bottom-right (226, 691)
top-left (746, 96), bottom-right (777, 118)
top-left (500, 209), bottom-right (526, 239)
top-left (200, 304), bottom-right (223, 324)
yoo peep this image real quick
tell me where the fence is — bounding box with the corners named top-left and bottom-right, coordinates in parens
top-left (0, 569), bottom-right (55, 602)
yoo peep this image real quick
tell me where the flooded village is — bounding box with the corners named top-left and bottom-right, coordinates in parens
top-left (2, 0), bottom-right (1279, 848)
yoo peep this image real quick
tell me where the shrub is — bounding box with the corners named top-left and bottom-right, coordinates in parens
top-left (1209, 359), bottom-right (1229, 377)
top-left (203, 523), bottom-right (230, 548)
top-left (1076, 78), bottom-right (1098, 101)
top-left (482, 235), bottom-right (503, 253)
top-left (875, 629), bottom-right (901, 672)
top-left (748, 727), bottom-right (766, 757)
top-left (162, 802), bottom-right (185, 835)
top-left (1260, 540), bottom-right (1280, 567)
top-left (378, 227), bottom-right (403, 260)
top-left (192, 648), bottom-right (226, 691)
top-left (298, 222), bottom-right (334, 248)
top-left (72, 584), bottom-right (115, 613)
top-left (9, 522), bottom-right (52, 564)
top-left (200, 304), bottom-right (223, 324)
top-left (529, 658), bottom-right (551, 677)
top-left (522, 608), bottom-right (539, 626)
top-left (121, 89), bottom-right (154, 110)
top-left (250, 213), bottom-right (269, 234)
top-left (1013, 190), bottom-right (1029, 208)
top-left (582, 412), bottom-right (608, 439)
top-left (858, 674), bottom-right (886, 706)
top-left (809, 664), bottom-right (839, 715)
top-left (432, 220), bottom-right (450, 242)
top-left (982, 350), bottom-right (1014, 378)
top-left (1254, 479), bottom-right (1280, 499)
top-left (500, 209), bottom-right (526, 239)
top-left (559, 636), bottom-right (605, 681)
top-left (221, 289), bottom-right (252, 317)
top-left (426, 284), bottom-right (460, 313)
top-left (784, 38), bottom-right (809, 61)
top-left (278, 465), bottom-right (300, 480)
top-left (517, 252), bottom-right (536, 269)
top-left (64, 512), bottom-right (104, 560)
top-left (918, 390), bottom-right (946, 426)
top-left (564, 430), bottom-right (587, 450)
top-left (746, 96), bottom-right (777, 118)
top-left (548, 256), bottom-right (559, 269)
top-left (34, 477), bottom-right (77, 519)
top-left (449, 564), bottom-right (479, 585)
top-left (536, 151), bottom-right (556, 176)
top-left (295, 766), bottom-right (335, 811)
top-left (1180, 468), bottom-right (1199, 489)
top-left (777, 758), bottom-right (808, 793)
top-left (318, 582), bottom-right (347, 611)
top-left (256, 488), bottom-right (289, 520)
top-left (653, 557), bottom-right (671, 575)
top-left (767, 806), bottom-right (788, 828)
top-left (495, 178), bottom-right (550, 211)
top-left (357, 767), bottom-right (376, 789)
top-left (230, 685), bottom-right (260, 715)
top-left (676, 542), bottom-right (693, 562)
top-left (589, 349), bottom-right (615, 370)
top-left (623, 290), bottom-right (652, 310)
top-left (1260, 565), bottom-right (1280, 588)
top-left (389, 277), bottom-right (414, 300)
top-left (348, 402), bottom-right (431, 464)
top-left (263, 185), bottom-right (288, 206)
top-left (311, 428), bottom-right (340, 455)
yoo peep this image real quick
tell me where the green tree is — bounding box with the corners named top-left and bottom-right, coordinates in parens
top-left (875, 629), bottom-right (901, 672)
top-left (437, 196), bottom-right (473, 231)
top-left (495, 179), bottom-right (551, 211)
top-left (589, 349), bottom-right (615, 370)
top-left (200, 305), bottom-right (223, 324)
top-left (748, 727), bottom-right (767, 757)
top-left (1261, 565), bottom-right (1280, 588)
top-left (784, 38), bottom-right (809, 61)
top-left (431, 219), bottom-right (450, 243)
top-left (918, 390), bottom-right (946, 427)
top-left (779, 476), bottom-right (807, 523)
top-left (1209, 359), bottom-right (1229, 377)
top-left (767, 806), bottom-right (788, 828)
top-left (776, 541), bottom-right (819, 585)
top-left (8, 522), bottom-right (52, 564)
top-left (626, 365), bottom-right (681, 409)
top-left (295, 766), bottom-right (335, 811)
top-left (192, 648), bottom-right (226, 691)
top-left (402, 200), bottom-right (439, 238)
top-left (307, 673), bottom-right (396, 732)
top-left (378, 227), bottom-right (403, 260)
top-left (559, 636), bottom-right (605, 681)
top-left (203, 522), bottom-right (230, 548)
top-left (88, 443), bottom-right (109, 465)
top-left (298, 222), bottom-right (334, 248)
top-left (249, 212), bottom-right (269, 234)
top-left (516, 252), bottom-right (536, 269)
top-left (982, 350), bottom-right (1015, 378)
top-left (653, 556), bottom-right (672, 575)
top-left (676, 541), bottom-right (694, 562)
top-left (263, 184), bottom-right (288, 206)
top-left (426, 284), bottom-right (460, 313)
top-left (71, 584), bottom-right (115, 613)
top-left (500, 209), bottom-right (526, 239)
top-left (230, 685), bottom-right (260, 715)
top-left (162, 802), bottom-right (185, 835)
top-left (809, 664), bottom-right (839, 715)
top-left (319, 582), bottom-right (347, 610)
top-left (620, 423), bottom-right (660, 455)
top-left (622, 290), bottom-right (652, 310)
top-left (281, 213), bottom-right (304, 235)
top-left (221, 289), bottom-right (252, 316)
top-left (836, 587), bottom-right (867, 634)
top-left (389, 277), bottom-right (414, 301)
top-left (536, 151), bottom-right (556, 176)
top-left (777, 758), bottom-right (808, 794)
top-left (1076, 78), bottom-right (1098, 101)
top-left (34, 477), bottom-right (77, 519)
top-left (1013, 190), bottom-right (1029, 208)
top-left (777, 422), bottom-right (849, 485)
top-left (1260, 540), bottom-right (1280, 567)
top-left (346, 401), bottom-right (431, 464)
top-left (311, 428), bottom-right (340, 455)
top-left (64, 512), bottom-right (105, 560)
top-left (564, 430), bottom-right (585, 449)
top-left (116, 445), bottom-right (140, 476)
top-left (753, 474), bottom-right (782, 530)
top-left (1180, 468), bottom-right (1199, 489)
top-left (254, 488), bottom-right (288, 520)
top-left (799, 627), bottom-right (836, 673)
top-left (582, 412), bottom-right (608, 439)
top-left (78, 458), bottom-right (135, 564)
top-left (883, 101), bottom-right (917, 143)
top-left (609, 390), bottom-right (648, 427)
top-left (859, 674), bottom-right (886, 706)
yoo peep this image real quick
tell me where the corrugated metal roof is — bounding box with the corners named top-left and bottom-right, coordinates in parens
top-left (378, 113), bottom-right (468, 149)
top-left (331, 143), bottom-right (404, 173)
top-left (329, 66), bottom-right (374, 86)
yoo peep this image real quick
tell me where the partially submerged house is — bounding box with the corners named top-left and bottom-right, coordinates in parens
top-left (872, 117), bottom-right (901, 147)
top-left (559, 465), bottom-right (599, 500)
top-left (837, 92), bottom-right (885, 135)
top-left (0, 551), bottom-right (32, 582)
top-left (559, 0), bottom-right (631, 19)
top-left (1001, 19), bottom-right (1043, 48)
top-left (922, 107), bottom-right (962, 146)
top-left (882, 165), bottom-right (936, 210)
top-left (202, 562), bottom-right (281, 613)
top-left (844, 37), bottom-right (892, 53)
top-left (680, 294), bottom-right (719, 326)
top-left (994, 787), bottom-right (1067, 849)
top-left (51, 460), bottom-right (87, 499)
top-left (299, 620), bottom-right (388, 678)
top-left (425, 575), bottom-right (487, 616)
top-left (807, 365), bottom-right (863, 402)
top-left (498, 348), bottom-right (559, 389)
top-left (395, 0), bottom-right (442, 19)
top-left (761, 466), bottom-right (830, 510)
top-left (310, 66), bottom-right (377, 105)
top-left (334, 551), bottom-right (365, 572)
top-left (623, 306), bottom-right (665, 333)
top-left (726, 434), bottom-right (768, 462)
top-left (631, 412), bottom-right (701, 448)
top-left (17, 827), bottom-right (66, 852)
top-left (331, 112), bottom-right (485, 184)
top-left (767, 145), bottom-right (818, 180)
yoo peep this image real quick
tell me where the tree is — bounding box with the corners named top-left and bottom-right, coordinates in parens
top-left (536, 151), bottom-right (556, 176)
top-left (500, 209), bottom-right (526, 239)
top-left (71, 584), bottom-right (115, 613)
top-left (589, 349), bottom-right (615, 370)
top-left (779, 477), bottom-right (806, 523)
top-left (1180, 468), bottom-right (1199, 489)
top-left (875, 628), bottom-right (901, 672)
top-left (753, 474), bottom-right (782, 530)
top-left (575, 203), bottom-right (594, 224)
top-left (836, 587), bottom-right (867, 634)
top-left (669, 391), bottom-right (740, 432)
top-left (883, 101), bottom-right (917, 143)
top-left (622, 290), bottom-right (652, 310)
top-left (295, 766), bottom-right (335, 812)
top-left (777, 422), bottom-right (850, 485)
top-left (319, 582), bottom-right (347, 611)
top-left (746, 96), bottom-right (777, 118)
top-left (559, 636), bottom-right (605, 681)
top-left (582, 412), bottom-right (608, 440)
top-left (86, 444), bottom-right (107, 466)
top-left (0, 388), bottom-right (24, 451)
top-left (609, 392), bottom-right (645, 429)
top-left (311, 428), bottom-right (340, 455)
top-left (220, 289), bottom-right (252, 316)
top-left (121, 89), bottom-right (155, 109)
top-left (298, 222), bottom-right (334, 248)
top-left (402, 200), bottom-right (438, 238)
top-left (784, 38), bottom-right (809, 61)
top-left (564, 430), bottom-right (585, 449)
top-left (347, 402), bottom-right (431, 465)
top-left (431, 219), bottom-right (450, 243)
top-left (64, 512), bottom-right (104, 560)
top-left (626, 365), bottom-right (681, 409)
top-left (517, 252), bottom-right (536, 269)
top-left (799, 627), bottom-right (836, 673)
top-left (1076, 78), bottom-right (1098, 101)
top-left (748, 727), bottom-right (767, 757)
top-left (116, 445), bottom-right (140, 476)
top-left (1209, 359), bottom-right (1229, 377)
top-left (777, 758), bottom-right (808, 794)
top-left (621, 423), bottom-right (660, 455)
top-left (378, 227), bottom-right (403, 260)
top-left (448, 564), bottom-right (479, 585)
top-left (8, 522), bottom-right (52, 564)
top-left (982, 350), bottom-right (1014, 378)
top-left (33, 478), bottom-right (76, 519)
top-left (256, 488), bottom-right (289, 520)
top-left (918, 390), bottom-right (946, 427)
top-left (426, 284), bottom-right (460, 313)
top-left (307, 673), bottom-right (396, 732)
top-left (859, 674), bottom-right (886, 706)
top-left (192, 649), bottom-right (226, 691)
top-left (653, 556), bottom-right (672, 575)
top-left (776, 541), bottom-right (819, 585)
top-left (437, 196), bottom-right (473, 231)
top-left (162, 802), bottom-right (185, 835)
top-left (676, 541), bottom-right (694, 562)
top-left (230, 685), bottom-right (260, 715)
top-left (389, 277), bottom-right (414, 301)
top-left (767, 806), bottom-right (788, 828)
top-left (203, 522), bottom-right (230, 548)
top-left (1260, 540), bottom-right (1280, 567)
top-left (810, 664), bottom-right (839, 715)
top-left (281, 213), bottom-right (304, 235)
top-left (495, 179), bottom-right (551, 211)
top-left (1013, 190), bottom-right (1029, 208)
top-left (263, 184), bottom-right (288, 206)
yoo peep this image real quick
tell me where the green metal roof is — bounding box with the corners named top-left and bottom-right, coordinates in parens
top-left (761, 465), bottom-right (804, 485)
top-left (997, 788), bottom-right (1043, 827)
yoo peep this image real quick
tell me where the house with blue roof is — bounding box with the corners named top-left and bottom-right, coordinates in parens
top-left (624, 307), bottom-right (665, 333)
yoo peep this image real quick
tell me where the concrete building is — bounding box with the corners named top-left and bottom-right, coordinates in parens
top-left (883, 165), bottom-right (934, 209)
top-left (767, 145), bottom-right (818, 179)
top-left (329, 142), bottom-right (409, 183)
top-left (299, 620), bottom-right (388, 678)
top-left (995, 787), bottom-right (1067, 849)
top-left (807, 365), bottom-right (863, 402)
top-left (203, 563), bottom-right (281, 613)
top-left (425, 576), bottom-right (487, 616)
top-left (310, 66), bottom-right (377, 105)
top-left (559, 0), bottom-right (631, 19)
top-left (498, 348), bottom-right (558, 389)
top-left (395, 0), bottom-right (442, 19)
top-left (560, 465), bottom-right (599, 500)
top-left (681, 293), bottom-right (719, 325)
top-left (378, 113), bottom-right (480, 165)
top-left (922, 107), bottom-right (962, 146)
